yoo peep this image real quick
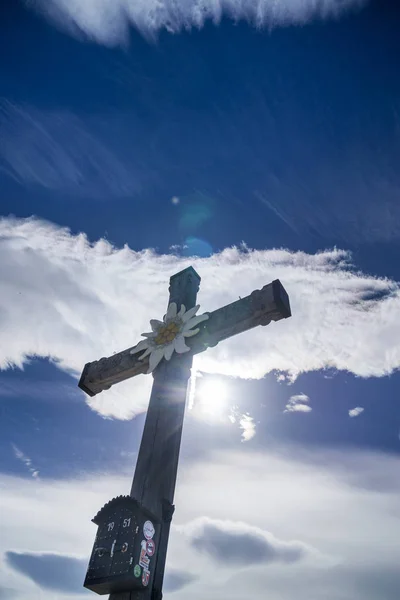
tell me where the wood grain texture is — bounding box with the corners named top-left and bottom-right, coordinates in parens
top-left (79, 279), bottom-right (291, 397)
top-left (107, 267), bottom-right (199, 600)
top-left (81, 270), bottom-right (292, 600)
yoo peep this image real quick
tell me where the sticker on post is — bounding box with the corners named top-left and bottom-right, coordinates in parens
top-left (134, 564), bottom-right (141, 578)
top-left (142, 568), bottom-right (150, 587)
top-left (139, 547), bottom-right (150, 569)
top-left (146, 539), bottom-right (156, 556)
top-left (143, 520), bottom-right (155, 540)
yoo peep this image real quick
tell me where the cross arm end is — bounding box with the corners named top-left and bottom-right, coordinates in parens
top-left (188, 279), bottom-right (291, 353)
top-left (78, 363), bottom-right (96, 397)
top-left (78, 349), bottom-right (149, 397)
top-left (271, 279), bottom-right (291, 320)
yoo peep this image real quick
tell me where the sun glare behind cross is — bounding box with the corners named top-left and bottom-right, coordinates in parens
top-left (196, 378), bottom-right (228, 421)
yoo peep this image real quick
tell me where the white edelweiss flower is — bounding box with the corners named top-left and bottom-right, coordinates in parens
top-left (130, 302), bottom-right (209, 373)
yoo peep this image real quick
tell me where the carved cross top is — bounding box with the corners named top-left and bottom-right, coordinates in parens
top-left (79, 267), bottom-right (291, 398)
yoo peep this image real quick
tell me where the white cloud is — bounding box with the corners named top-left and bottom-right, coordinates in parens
top-left (289, 394), bottom-right (310, 403)
top-left (284, 393), bottom-right (312, 413)
top-left (169, 448), bottom-right (400, 600)
top-left (0, 472), bottom-right (125, 600)
top-left (1, 216), bottom-right (400, 419)
top-left (2, 445), bottom-right (400, 600)
top-left (349, 406), bottom-right (364, 418)
top-left (11, 445), bottom-right (39, 479)
top-left (29, 0), bottom-right (368, 46)
top-left (239, 413), bottom-right (256, 441)
top-left (287, 404), bottom-right (312, 413)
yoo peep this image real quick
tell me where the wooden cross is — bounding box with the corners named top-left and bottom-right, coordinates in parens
top-left (79, 266), bottom-right (291, 600)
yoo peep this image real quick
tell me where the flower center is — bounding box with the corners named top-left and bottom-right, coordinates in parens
top-left (154, 322), bottom-right (180, 345)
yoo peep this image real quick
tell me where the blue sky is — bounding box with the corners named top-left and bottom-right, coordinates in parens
top-left (1, 1), bottom-right (400, 599)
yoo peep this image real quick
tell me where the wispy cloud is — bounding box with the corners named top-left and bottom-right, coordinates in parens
top-left (284, 393), bottom-right (312, 413)
top-left (239, 414), bottom-right (256, 441)
top-left (11, 445), bottom-right (39, 479)
top-left (0, 100), bottom-right (140, 198)
top-left (349, 406), bottom-right (364, 418)
top-left (189, 373), bottom-right (256, 441)
top-left (29, 0), bottom-right (368, 46)
top-left (1, 216), bottom-right (400, 419)
top-left (228, 405), bottom-right (256, 441)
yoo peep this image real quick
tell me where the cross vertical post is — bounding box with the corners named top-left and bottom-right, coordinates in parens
top-left (109, 266), bottom-right (200, 600)
top-left (81, 268), bottom-right (291, 600)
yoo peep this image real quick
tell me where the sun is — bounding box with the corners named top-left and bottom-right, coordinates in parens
top-left (196, 378), bottom-right (228, 420)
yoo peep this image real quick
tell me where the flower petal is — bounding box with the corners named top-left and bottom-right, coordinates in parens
top-left (138, 347), bottom-right (152, 360)
top-left (183, 313), bottom-right (209, 331)
top-left (164, 344), bottom-right (175, 361)
top-left (178, 304), bottom-right (186, 318)
top-left (174, 334), bottom-right (190, 354)
top-left (181, 305), bottom-right (199, 323)
top-left (147, 348), bottom-right (164, 373)
top-left (130, 340), bottom-right (150, 355)
top-left (150, 319), bottom-right (163, 332)
top-left (183, 328), bottom-right (199, 337)
top-left (165, 302), bottom-right (178, 322)
top-left (142, 331), bottom-right (157, 338)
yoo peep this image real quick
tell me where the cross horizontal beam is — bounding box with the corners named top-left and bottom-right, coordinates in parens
top-left (78, 279), bottom-right (290, 397)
